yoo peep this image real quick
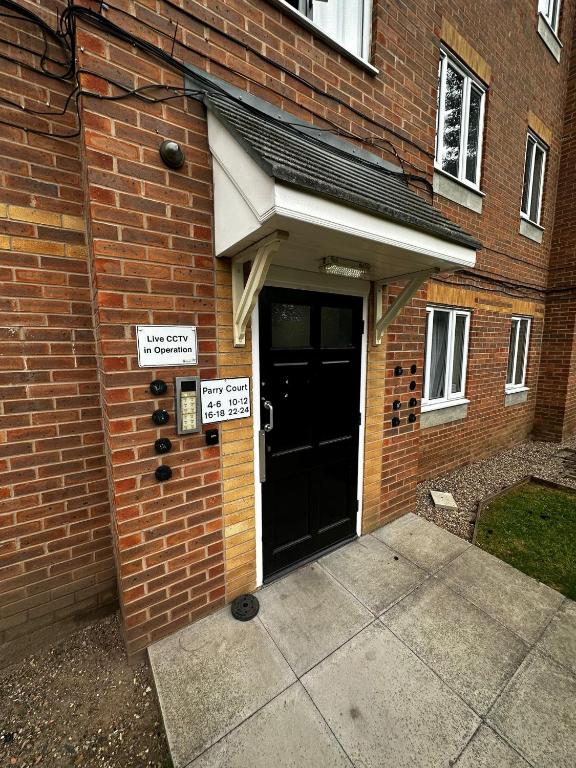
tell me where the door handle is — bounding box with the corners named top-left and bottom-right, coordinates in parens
top-left (263, 400), bottom-right (274, 432)
top-left (259, 430), bottom-right (266, 483)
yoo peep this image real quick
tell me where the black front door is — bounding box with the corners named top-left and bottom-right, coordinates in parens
top-left (259, 287), bottom-right (363, 580)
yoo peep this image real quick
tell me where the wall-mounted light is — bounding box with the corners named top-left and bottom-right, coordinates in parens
top-left (319, 256), bottom-right (370, 279)
top-left (159, 139), bottom-right (185, 169)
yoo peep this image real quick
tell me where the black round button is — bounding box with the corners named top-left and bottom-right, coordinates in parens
top-left (150, 379), bottom-right (167, 396)
top-left (409, 380), bottom-right (416, 391)
top-left (154, 437), bottom-right (172, 454)
top-left (152, 408), bottom-right (169, 425)
top-left (394, 365), bottom-right (404, 377)
top-left (393, 400), bottom-right (402, 411)
top-left (410, 364), bottom-right (417, 375)
top-left (409, 397), bottom-right (418, 408)
top-left (408, 413), bottom-right (417, 423)
top-left (155, 465), bottom-right (172, 482)
top-left (392, 416), bottom-right (401, 427)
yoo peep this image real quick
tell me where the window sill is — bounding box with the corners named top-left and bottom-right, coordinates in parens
top-left (505, 387), bottom-right (529, 407)
top-left (519, 217), bottom-right (544, 244)
top-left (266, 0), bottom-right (379, 76)
top-left (538, 13), bottom-right (562, 62)
top-left (433, 170), bottom-right (484, 213)
top-left (421, 397), bottom-right (470, 414)
top-left (421, 399), bottom-right (469, 429)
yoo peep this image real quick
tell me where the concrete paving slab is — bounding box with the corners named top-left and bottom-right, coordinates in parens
top-left (489, 652), bottom-right (576, 768)
top-left (257, 562), bottom-right (372, 676)
top-left (536, 599), bottom-right (576, 675)
top-left (148, 608), bottom-right (296, 768)
top-left (302, 622), bottom-right (480, 768)
top-left (381, 579), bottom-right (528, 713)
top-left (372, 513), bottom-right (470, 572)
top-left (437, 545), bottom-right (565, 643)
top-left (454, 725), bottom-right (530, 767)
top-left (191, 682), bottom-right (352, 767)
top-left (320, 535), bottom-right (428, 615)
top-left (430, 490), bottom-right (457, 511)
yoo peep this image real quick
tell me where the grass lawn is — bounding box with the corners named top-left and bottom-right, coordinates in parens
top-left (475, 481), bottom-right (576, 600)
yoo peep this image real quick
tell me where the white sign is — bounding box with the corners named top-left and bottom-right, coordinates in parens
top-left (136, 325), bottom-right (197, 367)
top-left (200, 377), bottom-right (251, 424)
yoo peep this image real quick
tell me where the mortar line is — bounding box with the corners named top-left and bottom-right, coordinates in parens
top-left (181, 675), bottom-right (297, 768)
top-left (316, 550), bottom-right (431, 619)
top-left (255, 609), bottom-right (368, 767)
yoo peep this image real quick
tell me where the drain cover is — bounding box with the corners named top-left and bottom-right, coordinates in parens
top-left (231, 594), bottom-right (260, 621)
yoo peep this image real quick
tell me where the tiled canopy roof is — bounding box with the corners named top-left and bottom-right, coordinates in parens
top-left (204, 89), bottom-right (481, 252)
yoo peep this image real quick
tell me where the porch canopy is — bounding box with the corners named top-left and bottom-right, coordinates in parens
top-left (200, 83), bottom-right (480, 345)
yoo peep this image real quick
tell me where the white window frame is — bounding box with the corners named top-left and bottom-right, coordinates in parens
top-left (422, 306), bottom-right (471, 411)
top-left (273, 0), bottom-right (373, 63)
top-left (520, 132), bottom-right (547, 226)
top-left (435, 49), bottom-right (486, 191)
top-left (539, 0), bottom-right (561, 34)
top-left (506, 316), bottom-right (531, 393)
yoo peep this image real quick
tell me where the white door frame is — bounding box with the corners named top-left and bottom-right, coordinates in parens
top-left (251, 267), bottom-right (370, 587)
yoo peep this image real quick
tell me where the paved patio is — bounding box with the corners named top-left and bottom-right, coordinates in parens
top-left (149, 513), bottom-right (576, 768)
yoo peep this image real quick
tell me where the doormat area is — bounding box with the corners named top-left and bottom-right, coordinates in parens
top-left (474, 478), bottom-right (576, 600)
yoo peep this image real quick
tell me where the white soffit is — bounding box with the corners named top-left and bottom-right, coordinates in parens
top-left (207, 112), bottom-right (477, 282)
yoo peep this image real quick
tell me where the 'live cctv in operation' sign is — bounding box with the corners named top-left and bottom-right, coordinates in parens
top-left (136, 325), bottom-right (198, 367)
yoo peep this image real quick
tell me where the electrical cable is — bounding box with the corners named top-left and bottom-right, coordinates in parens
top-left (2, 0), bottom-right (573, 299)
top-left (0, 0), bottom-right (72, 75)
top-left (0, 1), bottom-right (432, 193)
top-left (78, 0), bottom-right (435, 162)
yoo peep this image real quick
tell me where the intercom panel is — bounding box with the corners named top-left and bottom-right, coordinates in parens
top-left (174, 376), bottom-right (201, 435)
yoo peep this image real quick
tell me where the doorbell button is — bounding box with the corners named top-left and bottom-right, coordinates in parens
top-left (155, 465), bottom-right (172, 482)
top-left (150, 379), bottom-right (167, 396)
top-left (152, 408), bottom-right (170, 425)
top-left (205, 429), bottom-right (219, 446)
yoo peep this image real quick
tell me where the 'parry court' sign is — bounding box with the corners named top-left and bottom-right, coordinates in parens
top-left (136, 325), bottom-right (198, 367)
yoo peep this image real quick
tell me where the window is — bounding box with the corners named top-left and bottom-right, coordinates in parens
top-left (281, 0), bottom-right (371, 60)
top-left (506, 317), bottom-right (531, 391)
top-left (423, 307), bottom-right (470, 408)
top-left (435, 50), bottom-right (486, 188)
top-left (539, 0), bottom-right (561, 33)
top-left (521, 133), bottom-right (547, 225)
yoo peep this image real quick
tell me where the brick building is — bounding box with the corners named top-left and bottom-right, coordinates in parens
top-left (1, 0), bottom-right (575, 660)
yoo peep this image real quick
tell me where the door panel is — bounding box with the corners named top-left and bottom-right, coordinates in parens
top-left (259, 287), bottom-right (363, 579)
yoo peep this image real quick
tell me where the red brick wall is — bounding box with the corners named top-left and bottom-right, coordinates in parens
top-left (535, 23), bottom-right (576, 441)
top-left (0, 2), bottom-right (116, 661)
top-left (419, 286), bottom-right (544, 480)
top-left (44, 0), bottom-right (576, 647)
top-left (2, 0), bottom-right (576, 655)
top-left (76, 23), bottom-right (226, 656)
top-left (419, 0), bottom-right (575, 476)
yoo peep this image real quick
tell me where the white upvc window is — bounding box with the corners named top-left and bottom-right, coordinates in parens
top-left (539, 0), bottom-right (561, 33)
top-left (423, 306), bottom-right (471, 409)
top-left (506, 317), bottom-right (531, 392)
top-left (521, 132), bottom-right (547, 226)
top-left (435, 50), bottom-right (486, 189)
top-left (281, 0), bottom-right (372, 60)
